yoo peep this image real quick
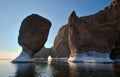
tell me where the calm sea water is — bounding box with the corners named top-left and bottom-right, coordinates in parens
top-left (0, 60), bottom-right (120, 77)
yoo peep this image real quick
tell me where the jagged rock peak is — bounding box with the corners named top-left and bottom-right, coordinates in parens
top-left (70, 11), bottom-right (77, 17)
top-left (68, 10), bottom-right (78, 24)
top-left (69, 10), bottom-right (78, 19)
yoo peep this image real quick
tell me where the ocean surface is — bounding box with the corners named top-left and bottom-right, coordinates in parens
top-left (0, 59), bottom-right (120, 77)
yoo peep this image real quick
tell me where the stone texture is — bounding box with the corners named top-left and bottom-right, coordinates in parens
top-left (18, 14), bottom-right (51, 57)
top-left (51, 25), bottom-right (70, 57)
top-left (68, 11), bottom-right (111, 58)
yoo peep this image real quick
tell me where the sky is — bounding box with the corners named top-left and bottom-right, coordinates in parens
top-left (0, 0), bottom-right (113, 59)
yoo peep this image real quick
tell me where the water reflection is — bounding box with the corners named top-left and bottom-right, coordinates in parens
top-left (0, 60), bottom-right (16, 77)
top-left (1, 60), bottom-right (120, 77)
top-left (14, 61), bottom-right (120, 77)
top-left (15, 63), bottom-right (35, 77)
top-left (35, 62), bottom-right (54, 77)
top-left (68, 62), bottom-right (118, 77)
top-left (113, 63), bottom-right (120, 77)
top-left (68, 62), bottom-right (79, 77)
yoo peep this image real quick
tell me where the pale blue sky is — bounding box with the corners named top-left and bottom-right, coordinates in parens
top-left (0, 0), bottom-right (113, 55)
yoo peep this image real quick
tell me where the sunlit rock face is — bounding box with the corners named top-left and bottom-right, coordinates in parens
top-left (13, 14), bottom-right (51, 62)
top-left (67, 0), bottom-right (120, 61)
top-left (51, 25), bottom-right (70, 57)
top-left (68, 11), bottom-right (110, 58)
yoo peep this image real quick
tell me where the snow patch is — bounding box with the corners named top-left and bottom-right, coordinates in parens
top-left (73, 51), bottom-right (113, 62)
top-left (35, 51), bottom-right (114, 63)
top-left (12, 50), bottom-right (33, 63)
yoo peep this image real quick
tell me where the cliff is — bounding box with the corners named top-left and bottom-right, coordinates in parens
top-left (52, 0), bottom-right (120, 61)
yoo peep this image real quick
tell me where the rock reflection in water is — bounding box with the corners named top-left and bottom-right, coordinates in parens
top-left (13, 61), bottom-right (120, 77)
top-left (15, 63), bottom-right (35, 77)
top-left (68, 62), bottom-right (117, 77)
top-left (35, 62), bottom-right (54, 77)
top-left (68, 62), bottom-right (79, 77)
top-left (113, 63), bottom-right (120, 77)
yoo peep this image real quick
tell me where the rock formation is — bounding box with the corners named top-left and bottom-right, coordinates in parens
top-left (51, 25), bottom-right (70, 57)
top-left (110, 37), bottom-right (120, 62)
top-left (68, 11), bottom-right (110, 58)
top-left (13, 14), bottom-right (51, 62)
top-left (50, 0), bottom-right (120, 62)
top-left (67, 0), bottom-right (120, 61)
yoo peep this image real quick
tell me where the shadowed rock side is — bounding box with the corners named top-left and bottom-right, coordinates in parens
top-left (110, 37), bottom-right (120, 62)
top-left (51, 25), bottom-right (70, 57)
top-left (34, 47), bottom-right (52, 58)
top-left (13, 14), bottom-right (51, 62)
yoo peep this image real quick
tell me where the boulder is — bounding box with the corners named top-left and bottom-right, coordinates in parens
top-left (13, 14), bottom-right (51, 62)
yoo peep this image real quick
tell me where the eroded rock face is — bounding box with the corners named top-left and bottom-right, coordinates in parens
top-left (13, 14), bottom-right (51, 62)
top-left (67, 0), bottom-right (120, 61)
top-left (51, 25), bottom-right (70, 57)
top-left (51, 1), bottom-right (120, 61)
top-left (68, 11), bottom-right (110, 59)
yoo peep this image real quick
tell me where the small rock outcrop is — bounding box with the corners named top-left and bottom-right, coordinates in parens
top-left (110, 37), bottom-right (120, 61)
top-left (51, 25), bottom-right (70, 57)
top-left (13, 14), bottom-right (51, 62)
top-left (34, 47), bottom-right (51, 58)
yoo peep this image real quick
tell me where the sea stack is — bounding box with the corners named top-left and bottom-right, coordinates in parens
top-left (13, 14), bottom-right (51, 62)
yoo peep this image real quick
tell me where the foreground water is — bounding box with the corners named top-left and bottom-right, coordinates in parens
top-left (0, 60), bottom-right (120, 77)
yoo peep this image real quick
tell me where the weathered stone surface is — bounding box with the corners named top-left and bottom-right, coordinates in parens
top-left (66, 1), bottom-right (120, 61)
top-left (51, 25), bottom-right (70, 57)
top-left (51, 1), bottom-right (120, 61)
top-left (18, 14), bottom-right (51, 57)
top-left (34, 47), bottom-right (51, 58)
top-left (68, 11), bottom-right (110, 58)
